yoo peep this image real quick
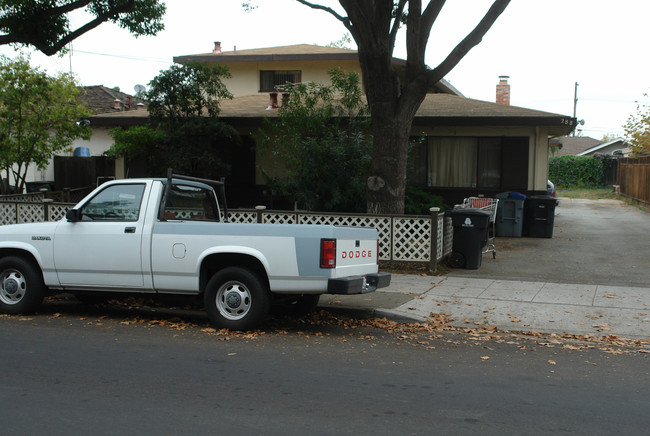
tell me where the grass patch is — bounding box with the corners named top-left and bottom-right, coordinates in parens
top-left (556, 187), bottom-right (618, 199)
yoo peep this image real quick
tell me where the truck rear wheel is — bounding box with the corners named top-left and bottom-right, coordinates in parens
top-left (204, 267), bottom-right (270, 331)
top-left (0, 256), bottom-right (45, 314)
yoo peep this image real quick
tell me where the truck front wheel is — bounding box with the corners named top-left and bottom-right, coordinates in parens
top-left (204, 267), bottom-right (270, 331)
top-left (0, 256), bottom-right (45, 314)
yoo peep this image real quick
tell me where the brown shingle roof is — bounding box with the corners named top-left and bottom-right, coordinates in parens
top-left (89, 93), bottom-right (575, 136)
top-left (79, 86), bottom-right (146, 114)
top-left (549, 136), bottom-right (602, 156)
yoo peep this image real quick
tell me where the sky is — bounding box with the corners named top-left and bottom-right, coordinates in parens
top-left (1, 0), bottom-right (648, 139)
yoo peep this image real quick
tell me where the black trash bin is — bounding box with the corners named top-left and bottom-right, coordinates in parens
top-left (525, 195), bottom-right (557, 238)
top-left (446, 208), bottom-right (491, 269)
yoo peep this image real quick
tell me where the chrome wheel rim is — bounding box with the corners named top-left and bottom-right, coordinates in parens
top-left (0, 268), bottom-right (27, 305)
top-left (215, 281), bottom-right (251, 321)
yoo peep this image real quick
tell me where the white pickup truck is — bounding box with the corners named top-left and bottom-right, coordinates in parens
top-left (0, 172), bottom-right (390, 330)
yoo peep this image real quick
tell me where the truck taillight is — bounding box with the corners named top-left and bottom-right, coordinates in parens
top-left (320, 239), bottom-right (336, 268)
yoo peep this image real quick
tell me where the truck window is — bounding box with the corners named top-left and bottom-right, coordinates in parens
top-left (163, 184), bottom-right (220, 221)
top-left (80, 184), bottom-right (146, 221)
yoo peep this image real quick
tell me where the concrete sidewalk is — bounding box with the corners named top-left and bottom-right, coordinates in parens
top-left (319, 274), bottom-right (650, 339)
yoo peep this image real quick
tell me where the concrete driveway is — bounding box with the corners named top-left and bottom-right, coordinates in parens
top-left (448, 198), bottom-right (650, 287)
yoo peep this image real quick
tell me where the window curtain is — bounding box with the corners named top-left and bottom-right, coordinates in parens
top-left (428, 137), bottom-right (477, 187)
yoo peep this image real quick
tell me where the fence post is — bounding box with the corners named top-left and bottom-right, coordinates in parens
top-left (255, 205), bottom-right (266, 223)
top-left (429, 207), bottom-right (440, 273)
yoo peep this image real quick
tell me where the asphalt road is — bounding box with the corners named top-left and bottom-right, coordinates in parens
top-left (1, 309), bottom-right (649, 435)
top-left (449, 198), bottom-right (650, 287)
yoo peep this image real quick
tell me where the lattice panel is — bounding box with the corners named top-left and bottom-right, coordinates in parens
top-left (227, 211), bottom-right (257, 224)
top-left (262, 213), bottom-right (298, 224)
top-left (18, 204), bottom-right (44, 223)
top-left (48, 204), bottom-right (70, 221)
top-left (0, 203), bottom-right (16, 225)
top-left (443, 215), bottom-right (453, 257)
top-left (0, 193), bottom-right (44, 203)
top-left (392, 217), bottom-right (431, 261)
top-left (436, 215), bottom-right (445, 261)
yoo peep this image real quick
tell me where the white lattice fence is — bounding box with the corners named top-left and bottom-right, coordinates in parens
top-left (0, 201), bottom-right (454, 267)
top-left (48, 204), bottom-right (71, 221)
top-left (0, 203), bottom-right (16, 225)
top-left (226, 210), bottom-right (257, 224)
top-left (18, 203), bottom-right (45, 223)
top-left (392, 216), bottom-right (432, 261)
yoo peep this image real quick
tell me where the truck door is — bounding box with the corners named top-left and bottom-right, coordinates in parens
top-left (54, 183), bottom-right (148, 288)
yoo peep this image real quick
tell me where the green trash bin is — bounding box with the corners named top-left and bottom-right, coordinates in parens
top-left (495, 192), bottom-right (525, 237)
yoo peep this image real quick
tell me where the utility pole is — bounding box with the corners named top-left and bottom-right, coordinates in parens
top-left (572, 82), bottom-right (578, 136)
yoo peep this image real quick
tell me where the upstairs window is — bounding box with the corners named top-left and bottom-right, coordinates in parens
top-left (260, 70), bottom-right (301, 92)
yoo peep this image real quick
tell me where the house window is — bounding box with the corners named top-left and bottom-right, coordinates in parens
top-left (260, 70), bottom-right (301, 92)
top-left (408, 136), bottom-right (528, 190)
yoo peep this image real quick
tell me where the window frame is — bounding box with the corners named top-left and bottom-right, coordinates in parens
top-left (79, 183), bottom-right (146, 222)
top-left (259, 70), bottom-right (302, 92)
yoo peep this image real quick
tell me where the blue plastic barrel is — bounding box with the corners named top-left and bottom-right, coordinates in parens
top-left (73, 146), bottom-right (90, 157)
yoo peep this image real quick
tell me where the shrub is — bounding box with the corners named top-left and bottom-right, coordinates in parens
top-left (548, 154), bottom-right (616, 188)
top-left (404, 186), bottom-right (446, 215)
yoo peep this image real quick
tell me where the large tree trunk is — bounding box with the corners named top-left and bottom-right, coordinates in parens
top-left (296, 0), bottom-right (511, 214)
top-left (366, 106), bottom-right (417, 215)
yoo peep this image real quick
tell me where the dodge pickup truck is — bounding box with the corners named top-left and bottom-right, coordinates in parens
top-left (0, 172), bottom-right (390, 330)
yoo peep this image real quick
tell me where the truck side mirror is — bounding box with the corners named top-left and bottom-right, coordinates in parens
top-left (66, 209), bottom-right (81, 222)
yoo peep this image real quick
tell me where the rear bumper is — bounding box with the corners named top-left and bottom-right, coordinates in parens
top-left (327, 272), bottom-right (391, 295)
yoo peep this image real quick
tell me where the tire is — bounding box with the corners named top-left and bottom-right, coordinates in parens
top-left (0, 256), bottom-right (45, 314)
top-left (204, 267), bottom-right (270, 331)
top-left (272, 294), bottom-right (321, 317)
top-left (447, 251), bottom-right (466, 268)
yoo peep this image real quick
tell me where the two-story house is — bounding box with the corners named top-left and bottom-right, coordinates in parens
top-left (88, 43), bottom-right (575, 208)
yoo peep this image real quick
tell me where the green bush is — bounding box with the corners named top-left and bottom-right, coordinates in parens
top-left (548, 154), bottom-right (616, 189)
top-left (404, 186), bottom-right (446, 215)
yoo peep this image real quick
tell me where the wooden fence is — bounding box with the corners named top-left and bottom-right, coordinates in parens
top-left (618, 156), bottom-right (650, 205)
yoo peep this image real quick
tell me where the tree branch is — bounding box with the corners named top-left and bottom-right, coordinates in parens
top-left (294, 0), bottom-right (351, 30)
top-left (389, 0), bottom-right (408, 50)
top-left (429, 0), bottom-right (510, 83)
top-left (39, 1), bottom-right (136, 55)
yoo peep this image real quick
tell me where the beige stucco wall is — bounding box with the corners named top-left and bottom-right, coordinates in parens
top-left (214, 59), bottom-right (363, 97)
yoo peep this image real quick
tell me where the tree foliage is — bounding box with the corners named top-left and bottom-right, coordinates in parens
top-left (623, 93), bottom-right (650, 157)
top-left (146, 62), bottom-right (233, 123)
top-left (252, 0), bottom-right (511, 214)
top-left (0, 54), bottom-right (91, 193)
top-left (108, 62), bottom-right (239, 179)
top-left (0, 0), bottom-right (166, 56)
top-left (256, 68), bottom-right (372, 212)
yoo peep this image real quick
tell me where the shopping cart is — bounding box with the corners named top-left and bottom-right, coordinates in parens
top-left (461, 196), bottom-right (499, 259)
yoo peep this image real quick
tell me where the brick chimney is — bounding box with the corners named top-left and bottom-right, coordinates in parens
top-left (496, 75), bottom-right (510, 105)
top-left (213, 41), bottom-right (222, 54)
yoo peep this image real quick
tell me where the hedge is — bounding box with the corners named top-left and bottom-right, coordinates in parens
top-left (548, 154), bottom-right (616, 188)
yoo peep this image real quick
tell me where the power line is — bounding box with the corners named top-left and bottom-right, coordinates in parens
top-left (72, 49), bottom-right (172, 64)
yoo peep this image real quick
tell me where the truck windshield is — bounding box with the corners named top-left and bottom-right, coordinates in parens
top-left (163, 184), bottom-right (221, 221)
